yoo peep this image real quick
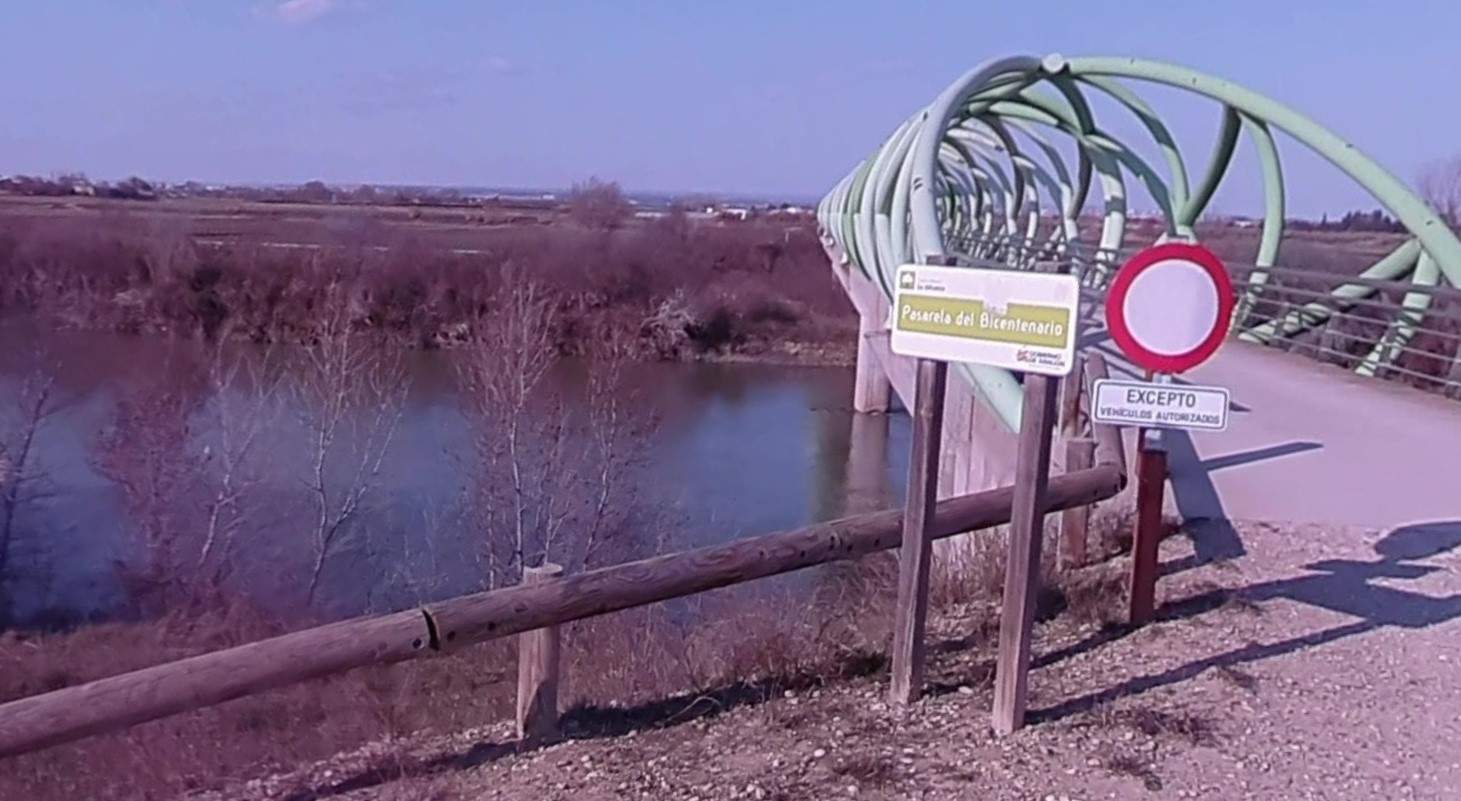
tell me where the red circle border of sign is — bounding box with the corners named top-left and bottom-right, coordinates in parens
top-left (1105, 242), bottom-right (1236, 374)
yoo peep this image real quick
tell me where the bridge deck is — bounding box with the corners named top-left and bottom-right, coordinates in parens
top-left (1152, 338), bottom-right (1461, 533)
top-left (829, 245), bottom-right (1460, 535)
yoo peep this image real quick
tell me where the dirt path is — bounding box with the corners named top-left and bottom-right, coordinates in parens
top-left (1130, 339), bottom-right (1461, 532)
top-left (200, 519), bottom-right (1461, 801)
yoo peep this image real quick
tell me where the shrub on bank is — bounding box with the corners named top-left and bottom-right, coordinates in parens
top-left (0, 211), bottom-right (853, 362)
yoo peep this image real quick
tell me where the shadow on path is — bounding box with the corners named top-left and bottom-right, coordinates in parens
top-left (1196, 441), bottom-right (1323, 473)
top-left (1165, 434), bottom-right (1323, 568)
top-left (1030, 520), bottom-right (1461, 724)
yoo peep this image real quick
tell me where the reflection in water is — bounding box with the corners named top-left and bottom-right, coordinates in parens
top-left (0, 329), bottom-right (909, 627)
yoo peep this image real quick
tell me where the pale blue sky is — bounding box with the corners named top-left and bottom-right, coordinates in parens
top-left (3, 1), bottom-right (1458, 215)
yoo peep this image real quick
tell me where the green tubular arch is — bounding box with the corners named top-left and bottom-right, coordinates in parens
top-left (819, 54), bottom-right (1461, 431)
top-left (1061, 56), bottom-right (1461, 285)
top-left (987, 97), bottom-right (1130, 263)
top-left (1238, 238), bottom-right (1420, 342)
top-left (978, 118), bottom-right (1047, 259)
top-left (1036, 74), bottom-right (1100, 231)
top-left (1181, 106), bottom-right (1241, 227)
top-left (1234, 114), bottom-right (1285, 325)
top-left (1357, 252), bottom-right (1440, 376)
top-left (1073, 74), bottom-right (1192, 232)
top-left (1007, 119), bottom-right (1080, 243)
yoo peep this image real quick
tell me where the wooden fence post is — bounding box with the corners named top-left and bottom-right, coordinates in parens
top-left (1057, 355), bottom-right (1090, 568)
top-left (1128, 431), bottom-right (1168, 624)
top-left (889, 357), bottom-right (948, 705)
top-left (1059, 438), bottom-right (1096, 567)
top-left (516, 562), bottom-right (564, 742)
top-left (992, 373), bottom-right (1059, 735)
top-left (1058, 353), bottom-right (1084, 432)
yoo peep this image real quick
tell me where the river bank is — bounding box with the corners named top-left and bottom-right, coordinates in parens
top-left (0, 513), bottom-right (1131, 801)
top-left (0, 199), bottom-right (857, 366)
top-left (186, 519), bottom-right (1461, 801)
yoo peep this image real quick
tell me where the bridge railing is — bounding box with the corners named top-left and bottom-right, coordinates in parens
top-left (1229, 264), bottom-right (1461, 392)
top-left (944, 230), bottom-right (1461, 397)
top-left (820, 54), bottom-right (1461, 425)
top-left (0, 393), bottom-right (1128, 760)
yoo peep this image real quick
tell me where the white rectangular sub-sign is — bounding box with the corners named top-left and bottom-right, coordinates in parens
top-left (1091, 379), bottom-right (1231, 432)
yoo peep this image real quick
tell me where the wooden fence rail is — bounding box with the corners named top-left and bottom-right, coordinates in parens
top-left (0, 405), bottom-right (1126, 760)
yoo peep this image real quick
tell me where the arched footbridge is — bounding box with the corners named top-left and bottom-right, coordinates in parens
top-left (816, 55), bottom-right (1461, 536)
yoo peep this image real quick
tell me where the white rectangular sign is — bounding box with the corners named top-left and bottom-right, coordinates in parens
top-left (889, 264), bottom-right (1080, 377)
top-left (1091, 379), bottom-right (1231, 432)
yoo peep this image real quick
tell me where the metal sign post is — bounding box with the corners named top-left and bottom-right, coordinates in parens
top-left (1104, 242), bottom-right (1236, 626)
top-left (1130, 423), bottom-right (1168, 624)
top-left (1127, 372), bottom-right (1173, 626)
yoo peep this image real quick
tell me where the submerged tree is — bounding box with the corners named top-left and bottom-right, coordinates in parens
top-left (293, 289), bottom-right (410, 605)
top-left (456, 279), bottom-right (650, 589)
top-left (194, 335), bottom-right (283, 584)
top-left (93, 336), bottom-right (281, 616)
top-left (0, 354), bottom-right (64, 626)
top-left (94, 352), bottom-right (208, 613)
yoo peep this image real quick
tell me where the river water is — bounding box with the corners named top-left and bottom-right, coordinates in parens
top-left (0, 329), bottom-right (909, 627)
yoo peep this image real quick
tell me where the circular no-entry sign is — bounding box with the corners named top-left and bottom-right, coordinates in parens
top-left (1105, 242), bottom-right (1235, 374)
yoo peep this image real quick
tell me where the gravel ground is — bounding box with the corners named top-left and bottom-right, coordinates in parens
top-left (196, 518), bottom-right (1461, 801)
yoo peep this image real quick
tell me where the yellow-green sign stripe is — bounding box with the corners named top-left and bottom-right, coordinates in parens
top-left (896, 293), bottom-right (1071, 348)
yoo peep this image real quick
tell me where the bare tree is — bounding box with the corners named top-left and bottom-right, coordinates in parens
top-left (1420, 157), bottom-right (1461, 396)
top-left (90, 337), bottom-right (282, 616)
top-left (194, 335), bottom-right (283, 584)
top-left (94, 355), bottom-right (208, 613)
top-left (577, 328), bottom-right (642, 569)
top-left (567, 177), bottom-right (632, 231)
top-left (1420, 156), bottom-right (1461, 227)
top-left (293, 295), bottom-right (410, 605)
top-left (457, 282), bottom-right (649, 589)
top-left (0, 358), bottom-right (64, 622)
top-left (458, 280), bottom-right (559, 584)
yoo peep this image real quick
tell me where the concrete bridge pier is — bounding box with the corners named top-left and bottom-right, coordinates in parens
top-left (831, 247), bottom-right (1023, 504)
top-left (846, 411), bottom-right (891, 515)
top-left (853, 306), bottom-right (894, 415)
top-left (853, 295), bottom-right (893, 414)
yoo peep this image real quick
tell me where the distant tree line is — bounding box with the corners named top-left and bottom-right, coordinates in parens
top-left (265, 181), bottom-right (478, 207)
top-left (1289, 209), bottom-right (1407, 233)
top-left (0, 173), bottom-right (156, 200)
top-left (0, 173), bottom-right (506, 209)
